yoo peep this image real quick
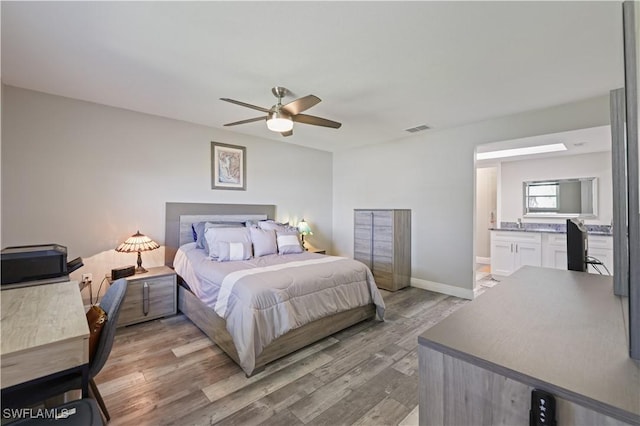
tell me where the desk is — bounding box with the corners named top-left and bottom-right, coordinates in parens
top-left (1, 281), bottom-right (89, 397)
top-left (418, 267), bottom-right (640, 425)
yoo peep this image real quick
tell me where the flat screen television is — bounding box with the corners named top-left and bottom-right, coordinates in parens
top-left (567, 218), bottom-right (588, 272)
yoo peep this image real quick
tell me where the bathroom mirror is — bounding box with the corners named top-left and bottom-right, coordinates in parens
top-left (522, 177), bottom-right (598, 218)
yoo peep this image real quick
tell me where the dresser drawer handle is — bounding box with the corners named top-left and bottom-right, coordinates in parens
top-left (370, 212), bottom-right (374, 269)
top-left (143, 282), bottom-right (150, 316)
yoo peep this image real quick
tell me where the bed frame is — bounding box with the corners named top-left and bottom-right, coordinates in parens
top-left (164, 202), bottom-right (376, 376)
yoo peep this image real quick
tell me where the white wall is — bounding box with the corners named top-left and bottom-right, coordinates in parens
top-left (500, 151), bottom-right (612, 225)
top-left (332, 95), bottom-right (611, 299)
top-left (0, 86), bottom-right (616, 301)
top-left (1, 85), bottom-right (333, 302)
top-left (476, 167), bottom-right (497, 259)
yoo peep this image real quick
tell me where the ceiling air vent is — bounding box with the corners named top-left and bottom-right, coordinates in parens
top-left (404, 124), bottom-right (430, 133)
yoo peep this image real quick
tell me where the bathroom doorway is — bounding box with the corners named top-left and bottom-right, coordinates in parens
top-left (475, 166), bottom-right (498, 288)
top-left (474, 125), bottom-right (613, 295)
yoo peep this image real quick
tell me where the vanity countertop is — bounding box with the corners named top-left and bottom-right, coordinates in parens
top-left (490, 222), bottom-right (612, 236)
top-left (489, 227), bottom-right (613, 236)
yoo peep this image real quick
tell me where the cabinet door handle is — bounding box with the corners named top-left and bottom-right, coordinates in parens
top-left (143, 282), bottom-right (150, 316)
top-left (370, 212), bottom-right (374, 269)
top-left (510, 243), bottom-right (513, 253)
top-left (515, 244), bottom-right (519, 253)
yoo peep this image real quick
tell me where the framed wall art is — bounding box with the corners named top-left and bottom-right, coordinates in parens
top-left (211, 142), bottom-right (246, 190)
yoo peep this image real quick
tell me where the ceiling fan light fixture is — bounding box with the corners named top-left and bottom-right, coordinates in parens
top-left (266, 111), bottom-right (293, 132)
top-left (221, 87), bottom-right (341, 135)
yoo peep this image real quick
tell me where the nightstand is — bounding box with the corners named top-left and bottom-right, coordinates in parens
top-left (307, 247), bottom-right (326, 254)
top-left (111, 265), bottom-right (177, 327)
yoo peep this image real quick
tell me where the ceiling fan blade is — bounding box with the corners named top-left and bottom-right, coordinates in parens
top-left (281, 95), bottom-right (321, 115)
top-left (281, 130), bottom-right (293, 137)
top-left (293, 114), bottom-right (342, 129)
top-left (223, 116), bottom-right (266, 126)
top-left (220, 98), bottom-right (270, 113)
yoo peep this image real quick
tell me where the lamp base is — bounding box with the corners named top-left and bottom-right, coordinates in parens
top-left (135, 266), bottom-right (148, 274)
top-left (135, 251), bottom-right (147, 274)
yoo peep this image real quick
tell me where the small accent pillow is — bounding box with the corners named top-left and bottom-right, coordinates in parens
top-left (276, 230), bottom-right (304, 254)
top-left (250, 227), bottom-right (277, 257)
top-left (204, 227), bottom-right (251, 259)
top-left (217, 241), bottom-right (252, 262)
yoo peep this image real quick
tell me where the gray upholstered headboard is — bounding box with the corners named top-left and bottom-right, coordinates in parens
top-left (164, 202), bottom-right (276, 267)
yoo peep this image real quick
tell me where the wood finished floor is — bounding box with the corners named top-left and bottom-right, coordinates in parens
top-left (97, 287), bottom-right (469, 426)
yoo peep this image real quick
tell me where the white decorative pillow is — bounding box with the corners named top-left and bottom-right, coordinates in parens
top-left (249, 227), bottom-right (278, 257)
top-left (276, 230), bottom-right (303, 254)
top-left (217, 241), bottom-right (252, 262)
top-left (204, 227), bottom-right (251, 259)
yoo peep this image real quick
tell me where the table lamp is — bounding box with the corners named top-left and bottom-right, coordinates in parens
top-left (115, 230), bottom-right (159, 274)
top-left (297, 219), bottom-right (313, 250)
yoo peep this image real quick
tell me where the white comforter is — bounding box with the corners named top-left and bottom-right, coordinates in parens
top-left (174, 243), bottom-right (385, 374)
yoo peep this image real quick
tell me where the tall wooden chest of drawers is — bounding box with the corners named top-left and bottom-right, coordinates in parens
top-left (354, 209), bottom-right (411, 291)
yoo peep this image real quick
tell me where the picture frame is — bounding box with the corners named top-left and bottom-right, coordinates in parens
top-left (211, 141), bottom-right (246, 190)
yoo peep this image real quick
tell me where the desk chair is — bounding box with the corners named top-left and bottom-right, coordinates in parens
top-left (84, 278), bottom-right (127, 420)
top-left (2, 279), bottom-right (127, 422)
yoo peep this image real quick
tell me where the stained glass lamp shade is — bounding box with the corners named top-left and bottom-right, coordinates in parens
top-left (115, 231), bottom-right (159, 274)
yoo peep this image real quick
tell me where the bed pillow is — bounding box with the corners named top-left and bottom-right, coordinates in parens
top-left (276, 230), bottom-right (304, 254)
top-left (217, 241), bottom-right (252, 262)
top-left (250, 227), bottom-right (277, 257)
top-left (257, 220), bottom-right (290, 232)
top-left (204, 227), bottom-right (251, 259)
top-left (193, 222), bottom-right (243, 250)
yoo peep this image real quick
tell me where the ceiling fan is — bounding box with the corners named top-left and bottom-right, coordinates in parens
top-left (221, 87), bottom-right (342, 137)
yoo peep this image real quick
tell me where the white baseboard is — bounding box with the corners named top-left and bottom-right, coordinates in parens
top-left (476, 256), bottom-right (490, 265)
top-left (410, 277), bottom-right (474, 300)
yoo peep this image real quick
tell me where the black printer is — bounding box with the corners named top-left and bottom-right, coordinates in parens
top-left (1, 244), bottom-right (83, 288)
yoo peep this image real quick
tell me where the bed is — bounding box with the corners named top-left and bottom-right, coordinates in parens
top-left (164, 202), bottom-right (385, 376)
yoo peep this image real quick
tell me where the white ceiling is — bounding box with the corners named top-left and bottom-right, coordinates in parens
top-left (476, 125), bottom-right (613, 166)
top-left (1, 1), bottom-right (624, 153)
